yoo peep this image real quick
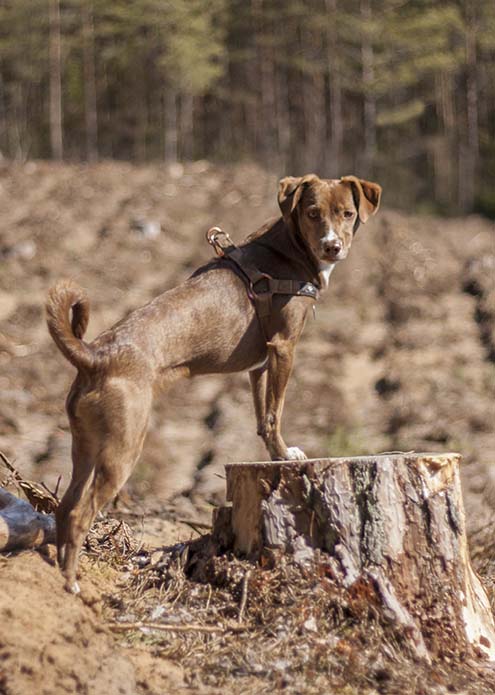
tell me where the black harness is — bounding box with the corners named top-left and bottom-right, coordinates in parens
top-left (205, 227), bottom-right (319, 339)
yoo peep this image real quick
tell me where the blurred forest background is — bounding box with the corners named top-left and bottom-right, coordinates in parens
top-left (0, 0), bottom-right (494, 215)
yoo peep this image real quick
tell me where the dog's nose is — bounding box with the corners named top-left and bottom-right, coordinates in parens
top-left (322, 239), bottom-right (343, 257)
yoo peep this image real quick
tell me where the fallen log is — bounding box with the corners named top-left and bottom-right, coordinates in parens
top-left (211, 452), bottom-right (495, 662)
top-left (0, 487), bottom-right (56, 551)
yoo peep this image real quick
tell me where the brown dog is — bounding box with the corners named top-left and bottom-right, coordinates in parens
top-left (46, 174), bottom-right (381, 591)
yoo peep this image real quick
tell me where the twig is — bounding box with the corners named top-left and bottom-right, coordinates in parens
top-left (99, 520), bottom-right (124, 544)
top-left (107, 621), bottom-right (246, 634)
top-left (0, 452), bottom-right (18, 477)
top-left (177, 518), bottom-right (211, 529)
top-left (238, 569), bottom-right (252, 624)
top-left (205, 583), bottom-right (213, 611)
top-left (178, 518), bottom-right (211, 536)
top-left (42, 476), bottom-right (61, 499)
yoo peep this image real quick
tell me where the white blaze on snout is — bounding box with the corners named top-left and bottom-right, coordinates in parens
top-left (322, 228), bottom-right (339, 244)
top-left (319, 228), bottom-right (338, 287)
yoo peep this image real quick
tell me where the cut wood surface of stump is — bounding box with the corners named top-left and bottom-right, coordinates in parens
top-left (212, 452), bottom-right (495, 662)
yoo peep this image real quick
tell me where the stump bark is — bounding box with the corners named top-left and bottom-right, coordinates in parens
top-left (0, 487), bottom-right (56, 551)
top-left (212, 452), bottom-right (495, 662)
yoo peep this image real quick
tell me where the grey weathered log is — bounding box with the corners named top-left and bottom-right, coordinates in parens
top-left (0, 487), bottom-right (56, 551)
top-left (213, 452), bottom-right (495, 662)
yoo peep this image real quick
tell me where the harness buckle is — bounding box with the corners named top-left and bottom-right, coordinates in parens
top-left (299, 282), bottom-right (319, 299)
top-left (206, 226), bottom-right (235, 257)
top-left (204, 225), bottom-right (320, 336)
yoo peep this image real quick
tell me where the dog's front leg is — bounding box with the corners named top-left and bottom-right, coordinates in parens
top-left (262, 338), bottom-right (307, 461)
top-left (249, 366), bottom-right (267, 437)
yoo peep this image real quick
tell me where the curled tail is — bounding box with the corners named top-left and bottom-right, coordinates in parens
top-left (46, 280), bottom-right (95, 371)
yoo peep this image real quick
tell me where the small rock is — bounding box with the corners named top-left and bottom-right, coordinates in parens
top-left (168, 163), bottom-right (184, 179)
top-left (150, 550), bottom-right (164, 566)
top-left (133, 554), bottom-right (149, 568)
top-left (303, 616), bottom-right (317, 633)
top-left (222, 190), bottom-right (242, 207)
top-left (190, 160), bottom-right (210, 174)
top-left (130, 217), bottom-right (161, 239)
top-left (150, 605), bottom-right (166, 621)
top-left (272, 659), bottom-right (290, 672)
top-left (11, 240), bottom-right (37, 260)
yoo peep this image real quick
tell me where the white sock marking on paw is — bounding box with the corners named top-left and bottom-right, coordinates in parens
top-left (286, 447), bottom-right (307, 460)
top-left (66, 581), bottom-right (80, 595)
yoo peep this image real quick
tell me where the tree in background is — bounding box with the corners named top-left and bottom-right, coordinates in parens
top-left (0, 0), bottom-right (49, 158)
top-left (0, 0), bottom-right (493, 214)
top-left (81, 0), bottom-right (97, 162)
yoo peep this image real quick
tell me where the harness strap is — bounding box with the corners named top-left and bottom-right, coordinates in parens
top-left (206, 226), bottom-right (319, 338)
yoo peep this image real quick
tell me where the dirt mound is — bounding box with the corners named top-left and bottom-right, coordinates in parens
top-left (0, 548), bottom-right (186, 695)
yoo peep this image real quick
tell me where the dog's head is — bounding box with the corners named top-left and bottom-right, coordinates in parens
top-left (278, 174), bottom-right (381, 265)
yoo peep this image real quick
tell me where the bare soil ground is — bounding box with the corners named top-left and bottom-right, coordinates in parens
top-left (0, 160), bottom-right (494, 694)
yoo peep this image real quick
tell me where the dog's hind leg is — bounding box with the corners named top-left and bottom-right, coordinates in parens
top-left (56, 454), bottom-right (97, 593)
top-left (59, 439), bottom-right (148, 593)
top-left (58, 381), bottom-right (151, 592)
top-left (55, 436), bottom-right (95, 573)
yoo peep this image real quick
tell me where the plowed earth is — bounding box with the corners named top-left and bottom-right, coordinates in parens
top-left (0, 161), bottom-right (494, 694)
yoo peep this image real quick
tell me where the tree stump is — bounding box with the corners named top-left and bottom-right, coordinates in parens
top-left (212, 452), bottom-right (495, 662)
top-left (0, 487), bottom-right (56, 551)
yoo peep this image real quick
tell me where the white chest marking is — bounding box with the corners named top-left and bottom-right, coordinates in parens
top-left (319, 262), bottom-right (335, 287)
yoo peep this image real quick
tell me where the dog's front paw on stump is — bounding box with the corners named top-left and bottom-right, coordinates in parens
top-left (286, 446), bottom-right (307, 460)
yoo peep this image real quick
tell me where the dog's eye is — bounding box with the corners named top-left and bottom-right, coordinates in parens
top-left (343, 210), bottom-right (354, 219)
top-left (307, 208), bottom-right (320, 219)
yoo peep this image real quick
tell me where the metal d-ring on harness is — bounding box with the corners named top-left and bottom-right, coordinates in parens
top-left (206, 226), bottom-right (319, 339)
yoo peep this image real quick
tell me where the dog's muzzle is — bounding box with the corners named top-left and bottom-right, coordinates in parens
top-left (321, 239), bottom-right (346, 262)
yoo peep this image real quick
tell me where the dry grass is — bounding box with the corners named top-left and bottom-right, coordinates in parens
top-left (82, 520), bottom-right (495, 695)
top-left (470, 523), bottom-right (495, 616)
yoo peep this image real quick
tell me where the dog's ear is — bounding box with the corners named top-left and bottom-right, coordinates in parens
top-left (278, 174), bottom-right (318, 223)
top-left (340, 176), bottom-right (382, 223)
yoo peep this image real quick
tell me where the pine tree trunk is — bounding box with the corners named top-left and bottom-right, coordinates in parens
top-left (0, 71), bottom-right (6, 156)
top-left (180, 92), bottom-right (194, 161)
top-left (459, 2), bottom-right (479, 212)
top-left (303, 68), bottom-right (325, 174)
top-left (212, 453), bottom-right (495, 662)
top-left (49, 0), bottom-right (63, 160)
top-left (251, 0), bottom-right (276, 163)
top-left (326, 0), bottom-right (343, 176)
top-left (164, 87), bottom-right (178, 162)
top-left (433, 72), bottom-right (456, 207)
top-left (82, 0), bottom-right (98, 162)
top-left (275, 68), bottom-right (290, 170)
top-left (360, 0), bottom-right (376, 174)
